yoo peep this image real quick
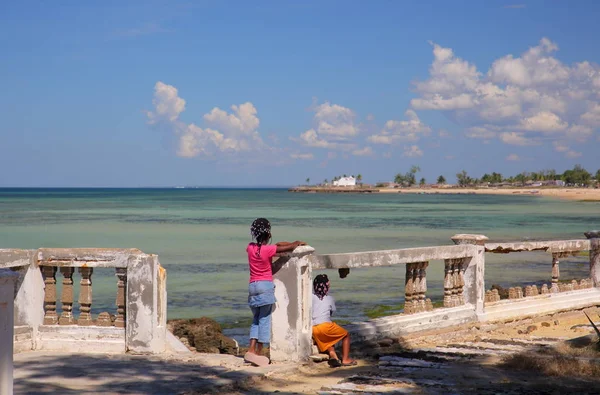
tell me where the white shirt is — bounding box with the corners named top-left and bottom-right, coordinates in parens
top-left (312, 294), bottom-right (336, 326)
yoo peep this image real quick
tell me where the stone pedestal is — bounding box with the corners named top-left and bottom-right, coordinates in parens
top-left (270, 246), bottom-right (315, 363)
top-left (585, 231), bottom-right (600, 287)
top-left (451, 234), bottom-right (488, 317)
top-left (0, 269), bottom-right (18, 395)
top-left (126, 254), bottom-right (167, 353)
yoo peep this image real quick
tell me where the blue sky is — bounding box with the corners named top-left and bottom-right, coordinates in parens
top-left (1, 0), bottom-right (599, 187)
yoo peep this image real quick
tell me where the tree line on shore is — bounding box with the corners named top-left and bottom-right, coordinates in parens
top-left (390, 164), bottom-right (600, 188)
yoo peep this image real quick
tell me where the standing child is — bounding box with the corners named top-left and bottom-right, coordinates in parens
top-left (312, 274), bottom-right (356, 367)
top-left (244, 218), bottom-right (305, 367)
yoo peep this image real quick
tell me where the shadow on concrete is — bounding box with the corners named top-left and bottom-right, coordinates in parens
top-left (13, 352), bottom-right (300, 395)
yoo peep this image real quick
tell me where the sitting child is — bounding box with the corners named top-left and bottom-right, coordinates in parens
top-left (311, 274), bottom-right (356, 367)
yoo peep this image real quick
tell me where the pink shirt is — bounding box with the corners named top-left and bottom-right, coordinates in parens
top-left (247, 243), bottom-right (277, 283)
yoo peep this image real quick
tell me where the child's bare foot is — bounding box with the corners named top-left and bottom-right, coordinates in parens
top-left (341, 359), bottom-right (357, 366)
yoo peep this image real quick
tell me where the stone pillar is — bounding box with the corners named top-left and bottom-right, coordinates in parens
top-left (59, 267), bottom-right (75, 325)
top-left (551, 254), bottom-right (560, 293)
top-left (0, 269), bottom-right (19, 395)
top-left (115, 268), bottom-right (127, 328)
top-left (451, 234), bottom-right (488, 317)
top-left (270, 246), bottom-right (315, 363)
top-left (12, 251), bottom-right (44, 350)
top-left (41, 266), bottom-right (58, 325)
top-left (126, 254), bottom-right (167, 353)
top-left (77, 267), bottom-right (94, 326)
top-left (585, 231), bottom-right (600, 287)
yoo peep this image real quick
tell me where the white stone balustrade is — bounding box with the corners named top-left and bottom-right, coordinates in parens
top-left (269, 230), bottom-right (600, 361)
top-left (0, 248), bottom-right (167, 355)
top-left (2, 230), bottom-right (599, 365)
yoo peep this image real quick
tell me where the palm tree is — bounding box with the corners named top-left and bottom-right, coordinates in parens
top-left (306, 178), bottom-right (310, 185)
top-left (437, 175), bottom-right (446, 185)
top-left (357, 174), bottom-right (363, 186)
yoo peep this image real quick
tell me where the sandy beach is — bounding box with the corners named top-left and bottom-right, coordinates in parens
top-left (290, 186), bottom-right (600, 201)
top-left (377, 187), bottom-right (600, 201)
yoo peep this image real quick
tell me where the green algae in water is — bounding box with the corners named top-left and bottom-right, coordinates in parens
top-left (364, 300), bottom-right (446, 319)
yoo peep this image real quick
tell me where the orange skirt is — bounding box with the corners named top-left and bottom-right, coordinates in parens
top-left (312, 322), bottom-right (348, 352)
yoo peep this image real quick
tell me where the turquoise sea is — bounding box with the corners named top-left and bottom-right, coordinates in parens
top-left (1, 188), bottom-right (598, 335)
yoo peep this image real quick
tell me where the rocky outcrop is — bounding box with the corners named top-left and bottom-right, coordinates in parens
top-left (168, 317), bottom-right (238, 355)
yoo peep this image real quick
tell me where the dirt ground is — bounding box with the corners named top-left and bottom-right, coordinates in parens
top-left (238, 307), bottom-right (600, 394)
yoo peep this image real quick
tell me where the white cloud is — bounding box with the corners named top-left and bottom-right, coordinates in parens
top-left (352, 147), bottom-right (374, 156)
top-left (146, 82), bottom-right (268, 158)
top-left (553, 141), bottom-right (584, 159)
top-left (312, 102), bottom-right (359, 137)
top-left (291, 153), bottom-right (314, 160)
top-left (411, 38), bottom-right (600, 150)
top-left (295, 101), bottom-right (360, 151)
top-left (499, 132), bottom-right (540, 146)
top-left (366, 114), bottom-right (375, 121)
top-left (146, 82), bottom-right (186, 124)
top-left (203, 102), bottom-right (260, 135)
top-left (465, 126), bottom-right (497, 139)
top-left (518, 111), bottom-right (568, 133)
top-left (368, 110), bottom-right (431, 144)
top-left (581, 103), bottom-right (600, 126)
top-left (553, 141), bottom-right (569, 152)
top-left (402, 145), bottom-right (423, 157)
top-left (506, 154), bottom-right (520, 161)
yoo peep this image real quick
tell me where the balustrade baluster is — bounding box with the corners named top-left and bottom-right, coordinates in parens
top-left (59, 267), bottom-right (75, 325)
top-left (419, 262), bottom-right (429, 312)
top-left (115, 268), bottom-right (127, 328)
top-left (41, 266), bottom-right (58, 325)
top-left (551, 254), bottom-right (560, 293)
top-left (78, 267), bottom-right (94, 326)
top-left (451, 260), bottom-right (460, 307)
top-left (457, 260), bottom-right (465, 305)
top-left (443, 260), bottom-right (453, 307)
top-left (404, 263), bottom-right (415, 314)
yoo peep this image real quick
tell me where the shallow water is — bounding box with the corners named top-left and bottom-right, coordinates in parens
top-left (0, 188), bottom-right (597, 331)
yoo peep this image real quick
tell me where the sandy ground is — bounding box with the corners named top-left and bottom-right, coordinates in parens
top-left (247, 308), bottom-right (600, 394)
top-left (377, 187), bottom-right (600, 201)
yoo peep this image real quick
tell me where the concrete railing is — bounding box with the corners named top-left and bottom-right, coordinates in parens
top-left (270, 231), bottom-right (600, 362)
top-left (0, 248), bottom-right (167, 354)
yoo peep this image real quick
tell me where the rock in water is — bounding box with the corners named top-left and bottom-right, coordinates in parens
top-left (168, 317), bottom-right (238, 355)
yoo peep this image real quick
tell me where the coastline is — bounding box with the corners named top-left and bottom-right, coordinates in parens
top-left (289, 186), bottom-right (600, 201)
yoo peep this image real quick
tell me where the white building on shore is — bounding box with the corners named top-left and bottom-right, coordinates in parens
top-left (333, 176), bottom-right (356, 187)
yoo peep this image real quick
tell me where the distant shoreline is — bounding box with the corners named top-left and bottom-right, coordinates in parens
top-left (288, 186), bottom-right (600, 201)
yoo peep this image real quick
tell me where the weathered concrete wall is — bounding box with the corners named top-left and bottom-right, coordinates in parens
top-left (586, 231), bottom-right (600, 287)
top-left (452, 235), bottom-right (487, 317)
top-left (12, 252), bottom-right (44, 348)
top-left (126, 254), bottom-right (167, 354)
top-left (483, 288), bottom-right (600, 322)
top-left (309, 245), bottom-right (476, 269)
top-left (270, 246), bottom-right (314, 363)
top-left (36, 326), bottom-right (125, 353)
top-left (351, 305), bottom-right (477, 340)
top-left (0, 269), bottom-right (18, 395)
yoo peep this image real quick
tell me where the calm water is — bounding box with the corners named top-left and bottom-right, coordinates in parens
top-left (1, 188), bottom-right (598, 331)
